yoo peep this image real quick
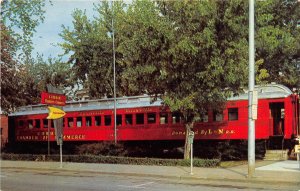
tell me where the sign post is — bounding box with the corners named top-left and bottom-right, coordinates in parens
top-left (60, 138), bottom-right (63, 168)
top-left (295, 145), bottom-right (300, 169)
top-left (188, 131), bottom-right (195, 175)
top-left (47, 106), bottom-right (65, 168)
top-left (43, 85), bottom-right (66, 168)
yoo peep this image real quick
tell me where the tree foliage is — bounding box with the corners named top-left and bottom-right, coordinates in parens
top-left (23, 56), bottom-right (74, 99)
top-left (0, 0), bottom-right (71, 113)
top-left (59, 0), bottom-right (300, 158)
top-left (1, 0), bottom-right (46, 113)
top-left (1, 23), bottom-right (24, 112)
top-left (59, 2), bottom-right (127, 99)
top-left (255, 0), bottom-right (300, 88)
top-left (1, 0), bottom-right (46, 60)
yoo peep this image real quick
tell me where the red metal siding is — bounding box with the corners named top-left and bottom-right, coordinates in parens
top-left (12, 95), bottom-right (299, 142)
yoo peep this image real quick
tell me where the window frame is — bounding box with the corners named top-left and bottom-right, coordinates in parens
top-left (228, 108), bottom-right (239, 121)
top-left (147, 113), bottom-right (156, 124)
top-left (116, 115), bottom-right (122, 126)
top-left (172, 112), bottom-right (181, 124)
top-left (125, 114), bottom-right (133, 125)
top-left (95, 116), bottom-right (101, 127)
top-left (136, 113), bottom-right (144, 125)
top-left (18, 120), bottom-right (25, 128)
top-left (159, 113), bottom-right (168, 125)
top-left (86, 116), bottom-right (92, 127)
top-left (35, 119), bottom-right (41, 129)
top-left (76, 117), bottom-right (82, 127)
top-left (213, 110), bottom-right (223, 122)
top-left (28, 119), bottom-right (34, 129)
top-left (104, 115), bottom-right (112, 126)
top-left (43, 119), bottom-right (48, 129)
top-left (67, 117), bottom-right (74, 128)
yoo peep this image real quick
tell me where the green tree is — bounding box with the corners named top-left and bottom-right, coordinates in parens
top-left (131, 0), bottom-right (249, 159)
top-left (1, 0), bottom-right (47, 61)
top-left (255, 0), bottom-right (300, 88)
top-left (59, 1), bottom-right (127, 98)
top-left (117, 0), bottom-right (173, 96)
top-left (22, 56), bottom-right (74, 101)
top-left (60, 0), bottom-right (249, 158)
top-left (59, 0), bottom-right (299, 158)
top-left (0, 23), bottom-right (25, 112)
top-left (1, 0), bottom-right (47, 113)
top-left (1, 0), bottom-right (72, 111)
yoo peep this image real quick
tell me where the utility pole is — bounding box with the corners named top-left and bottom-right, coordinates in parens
top-left (248, 0), bottom-right (256, 178)
top-left (112, 0), bottom-right (117, 144)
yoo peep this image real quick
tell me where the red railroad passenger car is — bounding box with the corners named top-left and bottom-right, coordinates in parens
top-left (8, 84), bottom-right (300, 145)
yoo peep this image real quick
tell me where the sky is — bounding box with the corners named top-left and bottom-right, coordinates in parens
top-left (32, 0), bottom-right (98, 60)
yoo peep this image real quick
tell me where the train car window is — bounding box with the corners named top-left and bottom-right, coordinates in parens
top-left (68, 118), bottom-right (74, 128)
top-left (86, 116), bottom-right (92, 127)
top-left (228, 108), bottom-right (238, 121)
top-left (18, 120), bottom-right (24, 128)
top-left (172, 112), bottom-right (181, 124)
top-left (95, 116), bottom-right (101, 126)
top-left (200, 112), bottom-right (208, 122)
top-left (43, 119), bottom-right (48, 128)
top-left (147, 113), bottom-right (156, 124)
top-left (50, 120), bottom-right (54, 128)
top-left (213, 111), bottom-right (223, 122)
top-left (28, 120), bottom-right (33, 129)
top-left (35, 119), bottom-right (41, 129)
top-left (160, 113), bottom-right (168, 124)
top-left (136, 113), bottom-right (144, 125)
top-left (125, 114), bottom-right (133, 125)
top-left (104, 115), bottom-right (112, 126)
top-left (194, 116), bottom-right (201, 122)
top-left (77, 117), bottom-right (82, 127)
top-left (117, 115), bottom-right (122, 126)
top-left (281, 108), bottom-right (285, 119)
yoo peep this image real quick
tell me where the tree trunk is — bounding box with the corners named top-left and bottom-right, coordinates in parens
top-left (183, 123), bottom-right (193, 159)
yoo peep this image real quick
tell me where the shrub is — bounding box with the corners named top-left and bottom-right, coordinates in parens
top-left (1, 153), bottom-right (220, 167)
top-left (75, 142), bottom-right (128, 156)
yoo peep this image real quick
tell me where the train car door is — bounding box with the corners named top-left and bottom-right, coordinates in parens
top-left (269, 102), bottom-right (284, 136)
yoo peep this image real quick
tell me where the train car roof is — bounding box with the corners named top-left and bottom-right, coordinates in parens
top-left (9, 95), bottom-right (162, 116)
top-left (9, 84), bottom-right (292, 116)
top-left (227, 83), bottom-right (293, 101)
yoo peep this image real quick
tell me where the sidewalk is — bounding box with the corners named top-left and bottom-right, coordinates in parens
top-left (1, 160), bottom-right (299, 185)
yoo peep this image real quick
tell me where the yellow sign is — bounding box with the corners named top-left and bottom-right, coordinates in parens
top-left (47, 106), bottom-right (66, 119)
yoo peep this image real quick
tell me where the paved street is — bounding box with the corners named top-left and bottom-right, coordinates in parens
top-left (1, 168), bottom-right (296, 191)
top-left (1, 160), bottom-right (300, 191)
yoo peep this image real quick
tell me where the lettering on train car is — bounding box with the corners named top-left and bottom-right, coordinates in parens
top-left (125, 107), bottom-right (153, 113)
top-left (78, 111), bottom-right (105, 116)
top-left (63, 134), bottom-right (86, 140)
top-left (36, 132), bottom-right (55, 136)
top-left (171, 129), bottom-right (236, 136)
top-left (17, 134), bottom-right (86, 141)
